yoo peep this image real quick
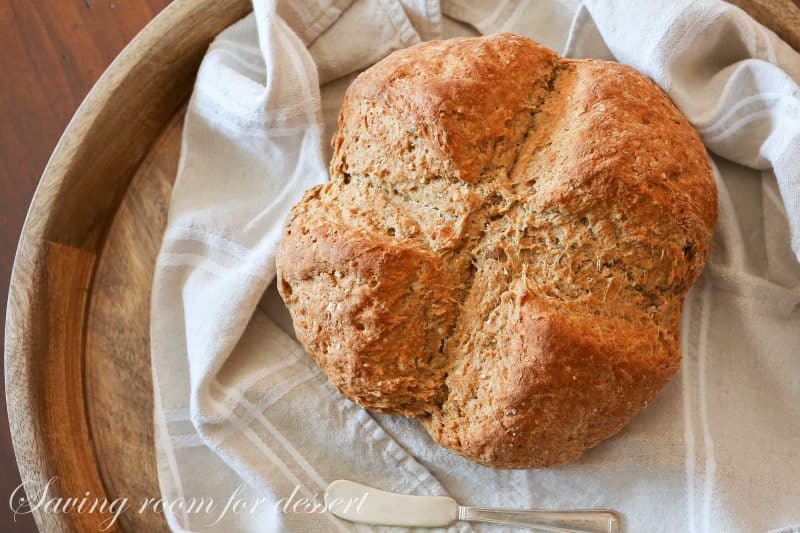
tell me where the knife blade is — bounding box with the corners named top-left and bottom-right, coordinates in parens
top-left (324, 479), bottom-right (458, 527)
top-left (324, 480), bottom-right (620, 532)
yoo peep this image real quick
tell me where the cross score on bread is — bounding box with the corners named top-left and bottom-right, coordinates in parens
top-left (276, 33), bottom-right (717, 469)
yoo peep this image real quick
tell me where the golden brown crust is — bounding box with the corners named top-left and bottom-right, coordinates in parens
top-left (276, 33), bottom-right (717, 468)
top-left (278, 183), bottom-right (460, 416)
top-left (331, 34), bottom-right (559, 184)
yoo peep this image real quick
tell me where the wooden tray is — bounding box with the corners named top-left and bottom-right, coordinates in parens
top-left (5, 0), bottom-right (800, 531)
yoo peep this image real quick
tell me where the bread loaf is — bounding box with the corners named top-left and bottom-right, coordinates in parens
top-left (276, 33), bottom-right (717, 468)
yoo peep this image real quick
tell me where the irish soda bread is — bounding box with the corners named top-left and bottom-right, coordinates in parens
top-left (276, 34), bottom-right (717, 468)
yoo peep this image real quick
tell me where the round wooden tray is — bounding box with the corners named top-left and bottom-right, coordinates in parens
top-left (5, 0), bottom-right (800, 531)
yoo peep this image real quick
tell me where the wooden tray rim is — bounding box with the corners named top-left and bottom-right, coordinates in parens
top-left (4, 0), bottom-right (251, 530)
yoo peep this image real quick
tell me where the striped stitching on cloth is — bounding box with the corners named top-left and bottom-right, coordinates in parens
top-left (681, 285), bottom-right (698, 533)
top-left (205, 382), bottom-right (353, 533)
top-left (683, 276), bottom-right (720, 533)
top-left (698, 279), bottom-right (716, 533)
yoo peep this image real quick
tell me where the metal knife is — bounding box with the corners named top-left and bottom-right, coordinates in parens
top-left (324, 480), bottom-right (620, 532)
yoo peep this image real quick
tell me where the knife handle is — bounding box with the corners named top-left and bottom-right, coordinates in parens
top-left (458, 505), bottom-right (620, 533)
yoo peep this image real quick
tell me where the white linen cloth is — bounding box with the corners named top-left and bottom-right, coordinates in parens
top-left (150, 0), bottom-right (800, 531)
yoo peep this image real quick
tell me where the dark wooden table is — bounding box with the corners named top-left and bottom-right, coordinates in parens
top-left (1, 2), bottom-right (171, 530)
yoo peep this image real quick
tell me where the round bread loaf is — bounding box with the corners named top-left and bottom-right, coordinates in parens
top-left (276, 33), bottom-right (717, 468)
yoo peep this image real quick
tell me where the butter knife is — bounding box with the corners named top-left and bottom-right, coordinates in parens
top-left (324, 480), bottom-right (620, 532)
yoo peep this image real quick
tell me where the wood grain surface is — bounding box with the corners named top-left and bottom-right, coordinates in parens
top-left (4, 0), bottom-right (251, 530)
top-left (3, 1), bottom-right (800, 533)
top-left (1, 3), bottom-right (172, 531)
top-left (83, 108), bottom-right (182, 532)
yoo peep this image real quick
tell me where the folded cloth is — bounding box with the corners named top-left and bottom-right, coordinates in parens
top-left (150, 0), bottom-right (800, 531)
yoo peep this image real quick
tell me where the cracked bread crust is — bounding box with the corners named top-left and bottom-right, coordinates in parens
top-left (276, 34), bottom-right (717, 468)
